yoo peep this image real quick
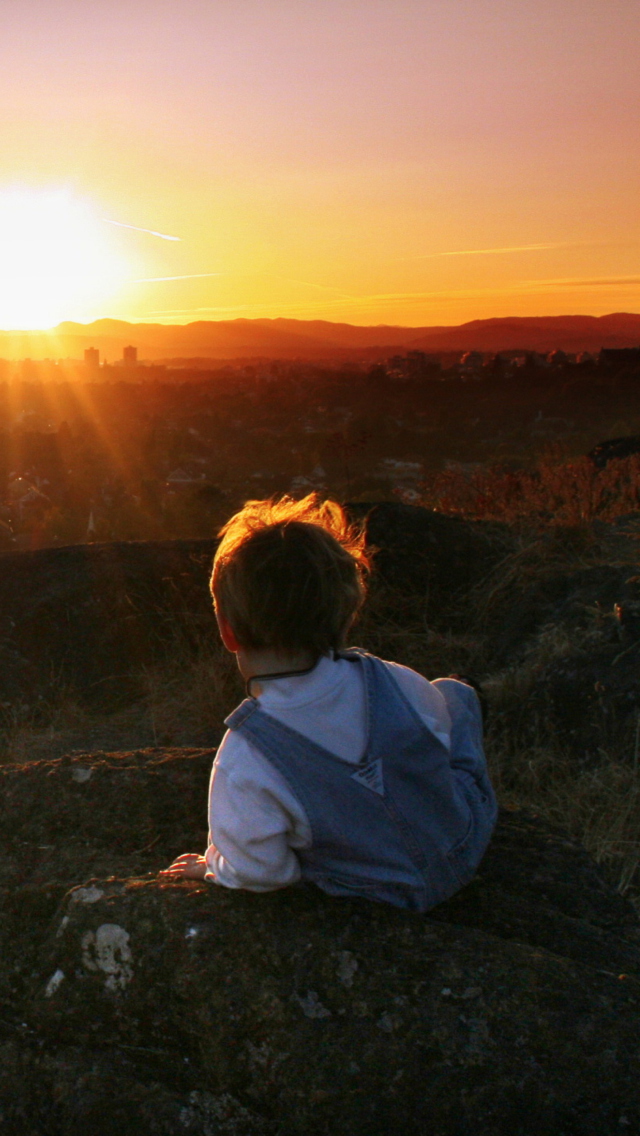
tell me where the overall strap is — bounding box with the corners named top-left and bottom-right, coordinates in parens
top-left (224, 698), bottom-right (259, 730)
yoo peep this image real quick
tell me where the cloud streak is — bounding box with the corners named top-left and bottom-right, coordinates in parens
top-left (532, 274), bottom-right (640, 288)
top-left (270, 274), bottom-right (357, 300)
top-left (134, 271), bottom-right (640, 323)
top-left (103, 219), bottom-right (181, 241)
top-left (131, 272), bottom-right (221, 283)
top-left (400, 242), bottom-right (580, 261)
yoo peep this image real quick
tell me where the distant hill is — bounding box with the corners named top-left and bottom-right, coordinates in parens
top-left (409, 313), bottom-right (640, 355)
top-left (1, 312), bottom-right (640, 362)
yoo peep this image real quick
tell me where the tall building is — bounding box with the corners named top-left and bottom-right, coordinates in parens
top-left (123, 345), bottom-right (137, 366)
top-left (84, 347), bottom-right (100, 368)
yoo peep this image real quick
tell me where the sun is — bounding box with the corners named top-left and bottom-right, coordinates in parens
top-left (0, 187), bottom-right (129, 330)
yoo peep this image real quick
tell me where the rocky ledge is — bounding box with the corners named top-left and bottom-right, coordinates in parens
top-left (0, 747), bottom-right (638, 1135)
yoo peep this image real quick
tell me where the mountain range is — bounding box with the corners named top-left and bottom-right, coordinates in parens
top-left (1, 312), bottom-right (640, 363)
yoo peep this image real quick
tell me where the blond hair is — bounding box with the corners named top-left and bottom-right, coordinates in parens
top-left (211, 494), bottom-right (369, 656)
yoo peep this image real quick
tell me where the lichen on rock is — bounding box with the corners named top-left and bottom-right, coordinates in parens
top-left (80, 923), bottom-right (134, 992)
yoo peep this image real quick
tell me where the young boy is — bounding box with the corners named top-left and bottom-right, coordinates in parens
top-left (160, 495), bottom-right (497, 912)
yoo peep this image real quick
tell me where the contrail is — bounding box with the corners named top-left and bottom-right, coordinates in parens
top-left (270, 274), bottom-right (357, 300)
top-left (132, 272), bottom-right (221, 283)
top-left (103, 219), bottom-right (181, 241)
top-left (400, 242), bottom-right (575, 261)
top-left (536, 273), bottom-right (640, 288)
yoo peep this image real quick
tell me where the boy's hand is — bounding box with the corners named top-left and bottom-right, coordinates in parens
top-left (159, 853), bottom-right (207, 880)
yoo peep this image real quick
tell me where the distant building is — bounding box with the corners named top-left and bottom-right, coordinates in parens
top-left (588, 435), bottom-right (640, 469)
top-left (458, 350), bottom-right (484, 377)
top-left (599, 348), bottom-right (640, 368)
top-left (123, 345), bottom-right (137, 366)
top-left (546, 349), bottom-right (568, 367)
top-left (386, 352), bottom-right (441, 380)
top-left (84, 347), bottom-right (100, 368)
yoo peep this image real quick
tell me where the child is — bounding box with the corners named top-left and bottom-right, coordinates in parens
top-left (160, 495), bottom-right (497, 912)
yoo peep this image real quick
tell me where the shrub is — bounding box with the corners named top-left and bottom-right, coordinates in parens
top-left (422, 453), bottom-right (640, 527)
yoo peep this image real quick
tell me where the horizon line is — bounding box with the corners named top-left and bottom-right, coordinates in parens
top-left (0, 309), bottom-right (638, 335)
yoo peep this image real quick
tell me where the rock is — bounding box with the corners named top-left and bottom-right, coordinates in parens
top-left (353, 502), bottom-right (510, 614)
top-left (484, 559), bottom-right (640, 756)
top-left (0, 748), bottom-right (213, 890)
top-left (0, 748), bottom-right (638, 1134)
top-left (528, 638), bottom-right (640, 759)
top-left (30, 877), bottom-right (640, 1135)
top-left (588, 435), bottom-right (640, 469)
top-left (0, 1042), bottom-right (271, 1136)
top-left (484, 560), bottom-right (637, 665)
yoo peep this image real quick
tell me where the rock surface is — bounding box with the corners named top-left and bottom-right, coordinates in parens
top-left (0, 748), bottom-right (638, 1135)
top-left (351, 501), bottom-right (510, 604)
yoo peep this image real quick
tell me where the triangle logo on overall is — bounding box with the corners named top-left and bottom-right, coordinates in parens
top-left (351, 758), bottom-right (385, 796)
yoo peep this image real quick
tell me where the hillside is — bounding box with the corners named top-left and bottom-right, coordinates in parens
top-left (0, 503), bottom-right (639, 1132)
top-left (1, 312), bottom-right (640, 361)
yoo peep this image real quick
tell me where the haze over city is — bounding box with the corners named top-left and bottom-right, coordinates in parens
top-left (1, 0), bottom-right (639, 332)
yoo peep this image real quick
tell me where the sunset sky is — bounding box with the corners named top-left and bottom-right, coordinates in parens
top-left (1, 0), bottom-right (640, 329)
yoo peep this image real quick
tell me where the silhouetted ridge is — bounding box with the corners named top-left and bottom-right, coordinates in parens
top-left (1, 312), bottom-right (640, 360)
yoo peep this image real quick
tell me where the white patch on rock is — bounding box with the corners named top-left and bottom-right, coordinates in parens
top-left (81, 924), bottom-right (133, 991)
top-left (56, 915), bottom-right (70, 938)
top-left (336, 950), bottom-right (358, 988)
top-left (71, 766), bottom-right (92, 783)
top-left (72, 886), bottom-right (105, 905)
top-left (44, 968), bottom-right (65, 997)
top-left (295, 990), bottom-right (332, 1019)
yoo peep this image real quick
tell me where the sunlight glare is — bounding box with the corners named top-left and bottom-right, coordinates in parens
top-left (0, 188), bottom-right (128, 330)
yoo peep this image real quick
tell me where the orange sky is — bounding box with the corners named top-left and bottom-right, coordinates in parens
top-left (1, 0), bottom-right (639, 329)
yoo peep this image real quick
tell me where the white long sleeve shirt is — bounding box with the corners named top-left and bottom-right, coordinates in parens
top-left (205, 654), bottom-right (453, 891)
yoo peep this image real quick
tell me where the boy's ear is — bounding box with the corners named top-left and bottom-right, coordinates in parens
top-left (216, 612), bottom-right (242, 654)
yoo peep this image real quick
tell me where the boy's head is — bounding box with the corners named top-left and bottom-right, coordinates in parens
top-left (211, 494), bottom-right (369, 658)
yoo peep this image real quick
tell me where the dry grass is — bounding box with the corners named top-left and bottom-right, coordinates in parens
top-left (422, 452), bottom-right (640, 527)
top-left (352, 577), bottom-right (486, 678)
top-left (0, 640), bottom-right (241, 762)
top-left (0, 694), bottom-right (93, 763)
top-left (486, 717), bottom-right (640, 902)
top-left (141, 640), bottom-right (242, 747)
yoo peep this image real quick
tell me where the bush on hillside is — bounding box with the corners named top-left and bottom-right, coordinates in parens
top-left (422, 453), bottom-right (640, 526)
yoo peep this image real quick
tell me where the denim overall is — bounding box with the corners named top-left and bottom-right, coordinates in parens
top-left (224, 649), bottom-right (497, 912)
